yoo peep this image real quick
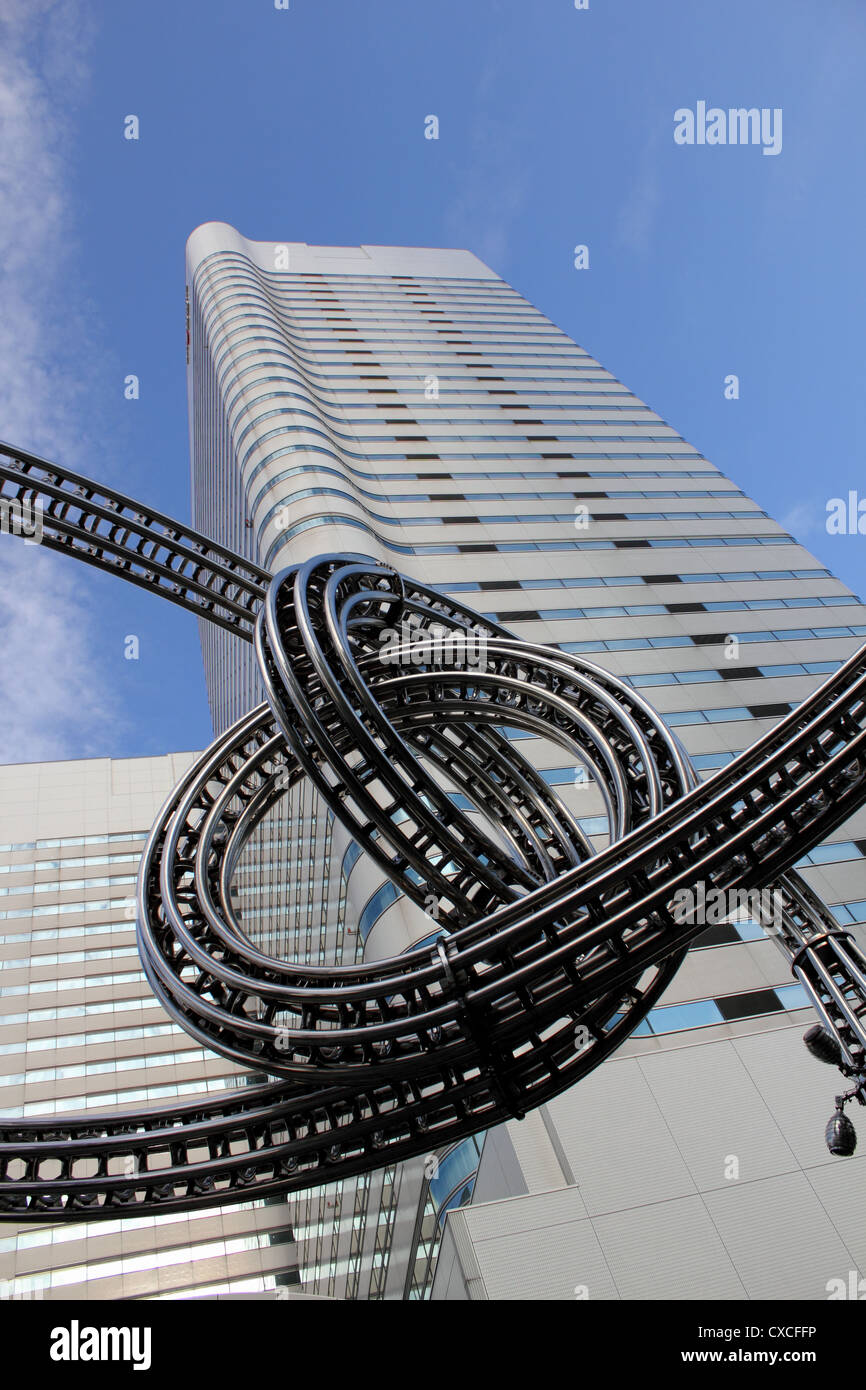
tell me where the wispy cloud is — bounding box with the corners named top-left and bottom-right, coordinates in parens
top-left (617, 132), bottom-right (662, 257)
top-left (444, 125), bottom-right (528, 271)
top-left (442, 32), bottom-right (531, 272)
top-left (0, 0), bottom-right (96, 453)
top-left (779, 500), bottom-right (823, 540)
top-left (0, 0), bottom-right (120, 761)
top-left (0, 545), bottom-right (117, 759)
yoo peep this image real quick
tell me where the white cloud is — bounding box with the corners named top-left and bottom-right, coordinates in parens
top-left (0, 0), bottom-right (119, 761)
top-left (779, 501), bottom-right (823, 539)
top-left (0, 0), bottom-right (96, 456)
top-left (444, 114), bottom-right (529, 270)
top-left (617, 132), bottom-right (661, 257)
top-left (0, 544), bottom-right (116, 760)
top-left (443, 43), bottom-right (530, 272)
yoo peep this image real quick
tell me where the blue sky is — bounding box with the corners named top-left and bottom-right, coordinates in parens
top-left (1, 0), bottom-right (864, 763)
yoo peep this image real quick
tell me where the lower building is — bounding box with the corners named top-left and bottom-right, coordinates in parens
top-left (0, 752), bottom-right (304, 1300)
top-left (430, 975), bottom-right (866, 1300)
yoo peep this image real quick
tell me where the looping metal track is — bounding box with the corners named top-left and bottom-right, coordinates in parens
top-left (0, 442), bottom-right (268, 635)
top-left (1, 441), bottom-right (866, 1222)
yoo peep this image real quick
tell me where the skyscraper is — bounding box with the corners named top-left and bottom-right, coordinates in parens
top-left (184, 223), bottom-right (866, 1299)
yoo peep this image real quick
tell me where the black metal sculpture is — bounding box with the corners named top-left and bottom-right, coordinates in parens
top-left (1, 441), bottom-right (865, 1221)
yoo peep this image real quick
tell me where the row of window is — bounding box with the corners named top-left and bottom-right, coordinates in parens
top-left (796, 840), bottom-right (866, 867)
top-left (0, 852), bottom-right (140, 876)
top-left (267, 309), bottom-right (599, 327)
top-left (501, 697), bottom-right (789, 735)
top-left (0, 1191), bottom-right (274, 1254)
top-left (0, 1044), bottom-right (214, 1089)
top-left (0, 994), bottom-right (164, 1030)
top-left (229, 368), bottom-right (659, 391)
top-left (0, 1232), bottom-right (277, 1291)
top-left (0, 874), bottom-right (136, 899)
top-left (829, 900), bottom-right (866, 926)
top-left (236, 417), bottom-right (679, 474)
top-left (202, 283), bottom-right (566, 327)
top-left (228, 386), bottom-right (660, 427)
top-left (209, 305), bottom-right (580, 351)
top-left (632, 982), bottom-right (811, 1037)
top-left (0, 832), bottom-right (146, 855)
top-left (220, 371), bottom-right (654, 417)
top-left (208, 338), bottom-right (659, 421)
top-left (691, 886), bottom-right (866, 940)
top-left (215, 282), bottom-right (520, 300)
top-left (629, 657), bottom-right (840, 688)
top-left (14, 1071), bottom-right (242, 1118)
top-left (665, 704), bottom-right (778, 727)
top-left (0, 945), bottom-right (138, 971)
top-left (540, 756), bottom-right (738, 788)
top-left (263, 518), bottom-right (794, 567)
top-left (219, 372), bottom-right (681, 460)
top-left (207, 318), bottom-right (633, 372)
top-left (200, 293), bottom-right (590, 357)
top-left (153, 1275), bottom-right (293, 1301)
top-left (193, 254), bottom-right (511, 289)
top-left (239, 440), bottom-right (714, 496)
top-left (0, 920), bottom-right (130, 945)
top-left (242, 409), bottom-right (676, 446)
top-left (0, 1021), bottom-right (182, 1057)
top-left (312, 386), bottom-right (632, 397)
top-left (0, 896), bottom-right (135, 922)
top-left (438, 566), bottom-right (832, 594)
top-left (0, 967), bottom-right (143, 996)
top-left (198, 308), bottom-right (674, 443)
top-left (491, 592), bottom-right (858, 626)
top-left (198, 277), bottom-right (559, 314)
top-left (220, 461), bottom-right (742, 509)
top-left (254, 482), bottom-right (763, 537)
top-left (564, 621), bottom-right (866, 657)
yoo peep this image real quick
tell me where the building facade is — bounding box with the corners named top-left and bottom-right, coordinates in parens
top-left (0, 225), bottom-right (864, 1300)
top-left (0, 752), bottom-right (307, 1299)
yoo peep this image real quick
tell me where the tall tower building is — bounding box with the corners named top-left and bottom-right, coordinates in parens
top-left (184, 223), bottom-right (866, 1299)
